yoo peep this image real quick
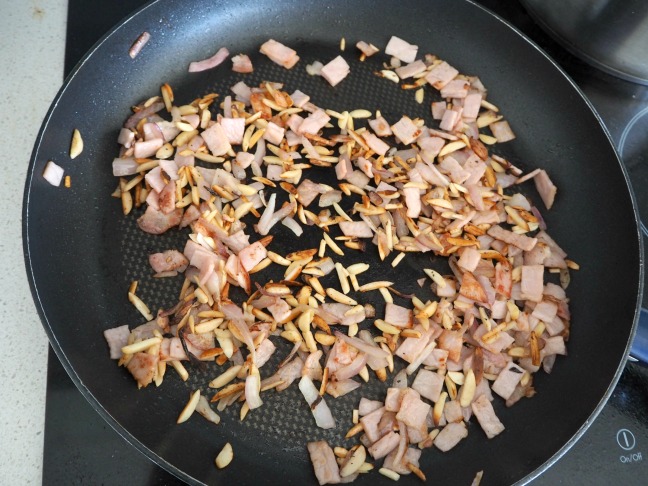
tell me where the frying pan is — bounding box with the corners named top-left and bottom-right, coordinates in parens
top-left (24, 0), bottom-right (642, 484)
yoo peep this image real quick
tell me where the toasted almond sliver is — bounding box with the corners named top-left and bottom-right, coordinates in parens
top-left (433, 391), bottom-right (447, 426)
top-left (215, 442), bottom-right (234, 469)
top-left (70, 129), bottom-right (84, 159)
top-left (347, 263), bottom-right (370, 275)
top-left (340, 445), bottom-right (367, 478)
top-left (170, 360), bottom-right (189, 382)
top-left (335, 262), bottom-right (351, 294)
top-left (323, 232), bottom-right (344, 256)
top-left (127, 291), bottom-right (153, 320)
top-left (423, 268), bottom-right (446, 288)
top-left (177, 389), bottom-right (201, 424)
top-left (378, 468), bottom-right (400, 481)
top-left (315, 332), bottom-right (336, 346)
top-left (209, 365), bottom-right (243, 389)
top-left (326, 287), bottom-right (357, 306)
top-left (374, 319), bottom-right (400, 335)
top-left (358, 281), bottom-right (394, 292)
top-left (379, 287), bottom-right (393, 303)
top-left (121, 337), bottom-right (161, 355)
top-left (459, 369), bottom-right (476, 407)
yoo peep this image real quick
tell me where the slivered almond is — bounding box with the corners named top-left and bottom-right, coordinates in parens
top-left (326, 288), bottom-right (357, 305)
top-left (177, 390), bottom-right (201, 424)
top-left (70, 129), bottom-right (84, 159)
top-left (209, 365), bottom-right (242, 389)
top-left (358, 281), bottom-right (394, 292)
top-left (215, 442), bottom-right (233, 469)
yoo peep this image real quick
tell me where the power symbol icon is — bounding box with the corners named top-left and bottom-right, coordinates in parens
top-left (617, 429), bottom-right (636, 451)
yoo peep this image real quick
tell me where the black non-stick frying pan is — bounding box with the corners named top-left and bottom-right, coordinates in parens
top-left (24, 0), bottom-right (642, 484)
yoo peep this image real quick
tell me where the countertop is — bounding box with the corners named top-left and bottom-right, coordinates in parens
top-left (0, 0), bottom-right (68, 484)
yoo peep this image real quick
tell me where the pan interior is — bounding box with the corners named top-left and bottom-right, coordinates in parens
top-left (24, 0), bottom-right (641, 484)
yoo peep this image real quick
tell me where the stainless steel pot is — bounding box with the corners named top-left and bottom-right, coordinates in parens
top-left (521, 0), bottom-right (648, 85)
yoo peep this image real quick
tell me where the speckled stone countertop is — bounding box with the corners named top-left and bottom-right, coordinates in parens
top-left (0, 0), bottom-right (68, 483)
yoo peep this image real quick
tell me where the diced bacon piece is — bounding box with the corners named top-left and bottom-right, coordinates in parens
top-left (542, 336), bottom-right (567, 357)
top-left (259, 39), bottom-right (299, 69)
top-left (238, 241), bottom-right (267, 272)
top-left (362, 131), bottom-right (390, 156)
top-left (434, 422), bottom-right (468, 452)
top-left (431, 101), bottom-right (447, 120)
top-left (144, 166), bottom-right (166, 193)
top-left (395, 326), bottom-right (433, 363)
top-left (149, 249), bottom-right (188, 273)
top-left (299, 109), bottom-right (330, 135)
top-left (520, 265), bottom-right (544, 302)
top-left (126, 352), bottom-right (158, 387)
top-left (404, 186), bottom-right (421, 218)
top-left (307, 441), bottom-right (341, 485)
top-left (418, 137), bottom-right (446, 164)
top-left (252, 338), bottom-right (275, 369)
top-left (385, 36), bottom-right (418, 63)
top-left (383, 447), bottom-right (422, 475)
top-left (356, 40), bottom-right (379, 57)
top-left (137, 206), bottom-right (183, 234)
top-left (103, 325), bottom-right (130, 359)
top-left (142, 122), bottom-right (163, 142)
top-left (492, 361), bottom-right (525, 400)
top-left (490, 120), bottom-right (516, 142)
top-left (188, 47), bottom-right (230, 72)
top-left (462, 92), bottom-right (483, 121)
top-left (471, 394), bottom-right (505, 438)
top-left (534, 169), bottom-right (557, 209)
top-left (202, 123), bottom-right (232, 156)
top-left (133, 138), bottom-right (163, 159)
top-left (290, 89), bottom-right (310, 108)
top-left (158, 160), bottom-right (179, 182)
top-left (359, 398), bottom-right (383, 416)
top-left (439, 108), bottom-right (461, 131)
top-left (440, 79), bottom-right (470, 99)
top-left (524, 242), bottom-right (551, 266)
top-left (220, 118), bottom-right (245, 145)
top-left (360, 406), bottom-right (386, 443)
top-left (158, 180), bottom-right (176, 214)
top-left (423, 348), bottom-right (449, 369)
top-left (384, 303), bottom-right (412, 328)
top-left (339, 220), bottom-right (373, 238)
top-left (487, 225), bottom-right (537, 251)
top-left (395, 59), bottom-right (427, 79)
top-left (231, 80), bottom-right (252, 104)
top-left (459, 271), bottom-right (488, 303)
top-left (438, 329), bottom-right (464, 363)
top-left (369, 116), bottom-right (393, 136)
top-left (426, 61), bottom-right (459, 90)
top-left (412, 369), bottom-right (444, 403)
top-left (532, 300), bottom-right (558, 323)
top-left (443, 400), bottom-right (464, 423)
top-left (384, 388), bottom-right (405, 412)
top-left (457, 247), bottom-right (482, 273)
top-left (320, 56), bottom-right (350, 87)
top-left (438, 155), bottom-right (470, 183)
top-left (396, 389), bottom-right (431, 430)
top-left (368, 431), bottom-right (401, 460)
top-left (231, 54), bottom-right (253, 73)
top-left (274, 356), bottom-right (304, 391)
top-left (263, 121), bottom-right (285, 145)
top-left (296, 178), bottom-right (324, 207)
top-left (268, 297), bottom-right (291, 323)
top-left (391, 116), bottom-right (421, 145)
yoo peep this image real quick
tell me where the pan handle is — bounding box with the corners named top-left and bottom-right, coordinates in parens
top-left (630, 309), bottom-right (648, 363)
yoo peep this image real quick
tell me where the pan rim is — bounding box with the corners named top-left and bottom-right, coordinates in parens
top-left (22, 0), bottom-right (644, 484)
